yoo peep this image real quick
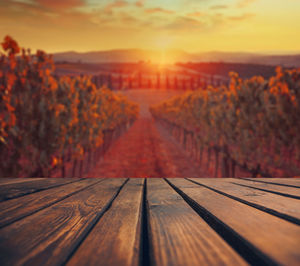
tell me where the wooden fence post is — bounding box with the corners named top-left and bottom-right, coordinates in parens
top-left (190, 77), bottom-right (194, 90)
top-left (138, 72), bottom-right (142, 88)
top-left (119, 75), bottom-right (123, 90)
top-left (183, 79), bottom-right (186, 90)
top-left (129, 77), bottom-right (132, 89)
top-left (166, 75), bottom-right (170, 89)
top-left (108, 74), bottom-right (113, 90)
top-left (156, 72), bottom-right (160, 89)
top-left (198, 76), bottom-right (202, 89)
top-left (174, 76), bottom-right (178, 90)
top-left (148, 78), bottom-right (152, 89)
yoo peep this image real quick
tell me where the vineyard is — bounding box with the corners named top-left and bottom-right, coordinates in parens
top-left (0, 36), bottom-right (139, 177)
top-left (56, 62), bottom-right (230, 91)
top-left (1, 36), bottom-right (300, 178)
top-left (150, 68), bottom-right (300, 177)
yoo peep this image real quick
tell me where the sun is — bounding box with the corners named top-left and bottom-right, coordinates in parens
top-left (157, 49), bottom-right (177, 66)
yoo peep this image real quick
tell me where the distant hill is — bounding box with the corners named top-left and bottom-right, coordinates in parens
top-left (52, 49), bottom-right (300, 67)
top-left (195, 51), bottom-right (300, 67)
top-left (53, 49), bottom-right (190, 64)
top-left (177, 62), bottom-right (277, 79)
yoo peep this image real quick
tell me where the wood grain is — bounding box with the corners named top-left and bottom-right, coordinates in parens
top-left (67, 178), bottom-right (144, 266)
top-left (0, 178), bottom-right (79, 202)
top-left (0, 178), bottom-right (126, 266)
top-left (231, 179), bottom-right (300, 199)
top-left (188, 178), bottom-right (300, 224)
top-left (0, 179), bottom-right (102, 228)
top-left (245, 178), bottom-right (300, 188)
top-left (168, 178), bottom-right (300, 266)
top-left (147, 178), bottom-right (247, 266)
top-left (0, 178), bottom-right (44, 186)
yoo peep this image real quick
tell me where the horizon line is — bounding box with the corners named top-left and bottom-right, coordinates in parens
top-left (34, 48), bottom-right (300, 56)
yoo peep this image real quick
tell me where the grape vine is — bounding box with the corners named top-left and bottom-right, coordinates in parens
top-left (0, 36), bottom-right (139, 177)
top-left (151, 68), bottom-right (300, 177)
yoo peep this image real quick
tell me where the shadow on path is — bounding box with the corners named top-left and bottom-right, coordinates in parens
top-left (85, 118), bottom-right (207, 178)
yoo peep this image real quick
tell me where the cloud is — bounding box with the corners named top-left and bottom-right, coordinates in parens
top-left (135, 0), bottom-right (145, 7)
top-left (0, 0), bottom-right (49, 18)
top-left (35, 0), bottom-right (85, 9)
top-left (0, 0), bottom-right (97, 27)
top-left (210, 5), bottom-right (228, 10)
top-left (118, 12), bottom-right (139, 24)
top-left (104, 0), bottom-right (129, 13)
top-left (145, 7), bottom-right (174, 14)
top-left (237, 0), bottom-right (257, 8)
top-left (163, 16), bottom-right (204, 31)
top-left (187, 11), bottom-right (203, 17)
top-left (228, 13), bottom-right (255, 21)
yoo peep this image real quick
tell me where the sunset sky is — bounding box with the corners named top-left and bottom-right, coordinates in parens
top-left (0, 0), bottom-right (299, 53)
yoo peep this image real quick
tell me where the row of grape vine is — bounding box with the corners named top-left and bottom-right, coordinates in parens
top-left (151, 68), bottom-right (300, 177)
top-left (0, 36), bottom-right (139, 177)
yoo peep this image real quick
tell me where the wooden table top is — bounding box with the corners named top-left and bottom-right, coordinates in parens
top-left (0, 177), bottom-right (299, 266)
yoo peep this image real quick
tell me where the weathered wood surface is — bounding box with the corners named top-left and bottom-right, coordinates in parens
top-left (0, 178), bottom-right (78, 202)
top-left (0, 179), bottom-right (102, 228)
top-left (231, 178), bottom-right (300, 199)
top-left (168, 178), bottom-right (300, 265)
top-left (67, 179), bottom-right (144, 266)
top-left (0, 178), bottom-right (44, 186)
top-left (0, 177), bottom-right (299, 266)
top-left (0, 178), bottom-right (126, 266)
top-left (147, 178), bottom-right (246, 265)
top-left (188, 178), bottom-right (300, 225)
top-left (245, 177), bottom-right (300, 188)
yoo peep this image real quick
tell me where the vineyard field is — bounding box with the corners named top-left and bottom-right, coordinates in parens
top-left (0, 36), bottom-right (139, 177)
top-left (151, 67), bottom-right (300, 177)
top-left (55, 62), bottom-right (277, 79)
top-left (1, 36), bottom-right (299, 178)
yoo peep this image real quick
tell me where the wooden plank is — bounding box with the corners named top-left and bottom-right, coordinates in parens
top-left (188, 178), bottom-right (300, 225)
top-left (168, 178), bottom-right (300, 266)
top-left (0, 178), bottom-right (126, 266)
top-left (231, 179), bottom-right (300, 199)
top-left (0, 178), bottom-right (44, 186)
top-left (0, 178), bottom-right (79, 202)
top-left (67, 178), bottom-right (144, 266)
top-left (147, 178), bottom-right (247, 266)
top-left (0, 179), bottom-right (102, 228)
top-left (245, 178), bottom-right (300, 188)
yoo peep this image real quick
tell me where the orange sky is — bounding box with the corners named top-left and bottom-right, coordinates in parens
top-left (0, 0), bottom-right (300, 53)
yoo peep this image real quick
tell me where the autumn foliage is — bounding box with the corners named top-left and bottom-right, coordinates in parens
top-left (0, 36), bottom-right (139, 177)
top-left (151, 67), bottom-right (300, 176)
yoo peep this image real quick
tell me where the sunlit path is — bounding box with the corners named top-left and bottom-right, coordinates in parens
top-left (84, 117), bottom-right (207, 178)
top-left (84, 89), bottom-right (207, 178)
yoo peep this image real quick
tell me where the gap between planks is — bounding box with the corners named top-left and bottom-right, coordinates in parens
top-left (0, 179), bottom-right (105, 228)
top-left (0, 178), bottom-right (82, 202)
top-left (187, 178), bottom-right (300, 226)
top-left (166, 178), bottom-right (300, 266)
top-left (147, 178), bottom-right (247, 266)
top-left (244, 178), bottom-right (300, 189)
top-left (231, 179), bottom-right (300, 200)
top-left (0, 178), bottom-right (128, 266)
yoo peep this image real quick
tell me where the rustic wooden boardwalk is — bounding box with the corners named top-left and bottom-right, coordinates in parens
top-left (0, 178), bottom-right (299, 266)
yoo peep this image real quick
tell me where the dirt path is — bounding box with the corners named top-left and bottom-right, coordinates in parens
top-left (85, 118), bottom-right (206, 178)
top-left (85, 89), bottom-right (208, 178)
top-left (84, 89), bottom-right (292, 178)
